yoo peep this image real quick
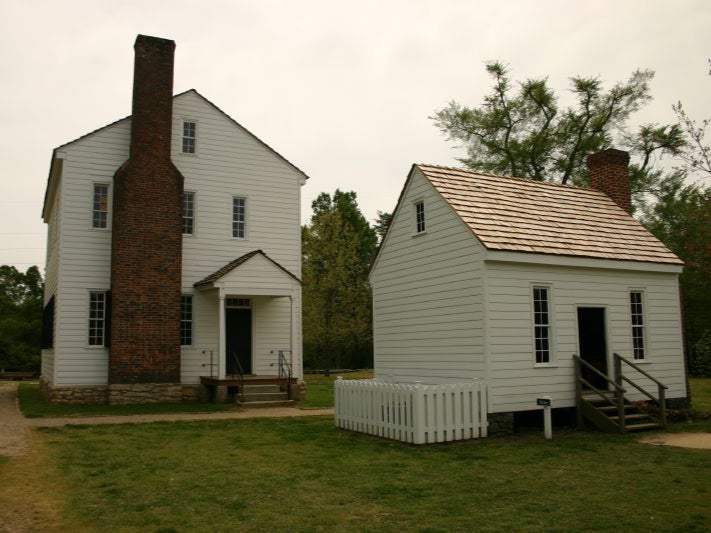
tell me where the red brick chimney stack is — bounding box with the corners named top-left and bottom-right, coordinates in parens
top-left (587, 148), bottom-right (633, 215)
top-left (109, 35), bottom-right (184, 388)
top-left (129, 35), bottom-right (176, 162)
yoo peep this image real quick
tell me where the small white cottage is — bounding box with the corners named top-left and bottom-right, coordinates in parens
top-left (369, 150), bottom-right (687, 429)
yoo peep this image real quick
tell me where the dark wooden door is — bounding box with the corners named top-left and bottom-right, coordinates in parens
top-left (577, 307), bottom-right (608, 390)
top-left (226, 308), bottom-right (252, 375)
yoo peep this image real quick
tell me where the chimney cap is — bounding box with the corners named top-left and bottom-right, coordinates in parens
top-left (134, 34), bottom-right (176, 50)
top-left (587, 148), bottom-right (629, 168)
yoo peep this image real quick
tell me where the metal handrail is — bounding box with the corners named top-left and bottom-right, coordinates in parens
top-left (231, 352), bottom-right (245, 403)
top-left (277, 350), bottom-right (293, 400)
top-left (613, 353), bottom-right (667, 427)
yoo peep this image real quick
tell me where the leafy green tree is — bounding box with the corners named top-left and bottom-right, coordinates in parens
top-left (373, 211), bottom-right (393, 243)
top-left (0, 265), bottom-right (43, 372)
top-left (302, 191), bottom-right (377, 370)
top-left (432, 61), bottom-right (685, 211)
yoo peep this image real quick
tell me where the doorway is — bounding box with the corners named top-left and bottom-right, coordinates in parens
top-left (226, 306), bottom-right (252, 375)
top-left (577, 307), bottom-right (608, 390)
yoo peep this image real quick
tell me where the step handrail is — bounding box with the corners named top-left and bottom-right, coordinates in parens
top-left (573, 354), bottom-right (626, 431)
top-left (613, 353), bottom-right (667, 428)
top-left (231, 352), bottom-right (245, 403)
top-left (277, 350), bottom-right (293, 400)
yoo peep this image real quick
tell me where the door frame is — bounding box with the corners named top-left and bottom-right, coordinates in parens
top-left (576, 306), bottom-right (610, 389)
top-left (225, 298), bottom-right (253, 375)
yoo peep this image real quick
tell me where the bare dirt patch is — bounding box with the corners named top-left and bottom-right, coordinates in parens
top-left (0, 381), bottom-right (30, 457)
top-left (639, 432), bottom-right (711, 450)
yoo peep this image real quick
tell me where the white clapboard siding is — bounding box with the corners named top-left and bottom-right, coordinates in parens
top-left (485, 261), bottom-right (686, 412)
top-left (334, 378), bottom-right (488, 444)
top-left (371, 167), bottom-right (487, 384)
top-left (45, 90), bottom-right (304, 387)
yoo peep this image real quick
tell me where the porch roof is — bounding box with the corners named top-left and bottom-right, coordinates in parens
top-left (194, 250), bottom-right (301, 294)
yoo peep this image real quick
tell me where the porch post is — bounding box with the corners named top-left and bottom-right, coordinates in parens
top-left (218, 292), bottom-right (226, 379)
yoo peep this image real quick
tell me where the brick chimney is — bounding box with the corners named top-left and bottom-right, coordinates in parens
top-left (109, 35), bottom-right (184, 388)
top-left (587, 148), bottom-right (632, 215)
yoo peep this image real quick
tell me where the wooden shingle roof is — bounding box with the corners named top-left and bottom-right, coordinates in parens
top-left (417, 164), bottom-right (682, 265)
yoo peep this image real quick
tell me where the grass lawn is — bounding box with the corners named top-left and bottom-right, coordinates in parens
top-left (37, 417), bottom-right (711, 532)
top-left (690, 377), bottom-right (711, 414)
top-left (18, 382), bottom-right (234, 418)
top-left (298, 370), bottom-right (373, 409)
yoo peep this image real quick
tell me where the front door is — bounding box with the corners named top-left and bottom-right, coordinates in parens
top-left (226, 307), bottom-right (252, 375)
top-left (577, 307), bottom-right (608, 390)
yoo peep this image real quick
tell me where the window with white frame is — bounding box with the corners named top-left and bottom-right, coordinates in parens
top-left (88, 291), bottom-right (107, 346)
top-left (415, 200), bottom-right (426, 233)
top-left (232, 197), bottom-right (246, 238)
top-left (92, 184), bottom-right (109, 229)
top-left (182, 120), bottom-right (196, 154)
top-left (630, 291), bottom-right (645, 360)
top-left (181, 295), bottom-right (193, 346)
top-left (183, 192), bottom-right (195, 235)
top-left (533, 286), bottom-right (551, 364)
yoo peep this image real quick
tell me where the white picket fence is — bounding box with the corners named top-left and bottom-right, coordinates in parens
top-left (334, 378), bottom-right (488, 444)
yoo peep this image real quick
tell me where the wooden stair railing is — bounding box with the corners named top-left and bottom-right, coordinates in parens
top-left (573, 353), bottom-right (667, 434)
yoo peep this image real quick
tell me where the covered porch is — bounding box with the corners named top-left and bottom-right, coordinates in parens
top-left (193, 250), bottom-right (303, 402)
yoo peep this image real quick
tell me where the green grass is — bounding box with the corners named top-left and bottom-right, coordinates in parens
top-left (18, 382), bottom-right (233, 418)
top-left (690, 377), bottom-right (711, 413)
top-left (40, 416), bottom-right (711, 532)
top-left (298, 370), bottom-right (373, 409)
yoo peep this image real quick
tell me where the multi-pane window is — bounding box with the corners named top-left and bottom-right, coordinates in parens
top-left (630, 291), bottom-right (645, 360)
top-left (533, 287), bottom-right (551, 364)
top-left (232, 197), bottom-right (246, 238)
top-left (415, 201), bottom-right (426, 233)
top-left (181, 295), bottom-right (193, 346)
top-left (92, 184), bottom-right (109, 229)
top-left (182, 120), bottom-right (196, 154)
top-left (88, 291), bottom-right (107, 346)
top-left (183, 192), bottom-right (195, 235)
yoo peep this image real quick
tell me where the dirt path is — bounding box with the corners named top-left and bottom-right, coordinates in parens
top-left (638, 432), bottom-right (711, 450)
top-left (0, 381), bottom-right (31, 457)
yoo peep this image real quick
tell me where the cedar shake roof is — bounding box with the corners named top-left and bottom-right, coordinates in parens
top-left (194, 250), bottom-right (301, 287)
top-left (417, 164), bottom-right (682, 265)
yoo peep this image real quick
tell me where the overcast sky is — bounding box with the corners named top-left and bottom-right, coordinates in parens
top-left (1, 0), bottom-right (708, 271)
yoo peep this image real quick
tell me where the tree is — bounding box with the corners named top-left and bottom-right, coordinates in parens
top-left (641, 174), bottom-right (711, 372)
top-left (373, 211), bottom-right (393, 242)
top-left (302, 191), bottom-right (377, 370)
top-left (432, 61), bottom-right (685, 210)
top-left (0, 265), bottom-right (43, 372)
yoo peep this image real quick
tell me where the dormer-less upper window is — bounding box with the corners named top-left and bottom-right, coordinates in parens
top-left (415, 200), bottom-right (426, 234)
top-left (182, 121), bottom-right (196, 154)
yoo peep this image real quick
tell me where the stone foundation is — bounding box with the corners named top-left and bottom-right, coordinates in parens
top-left (107, 383), bottom-right (182, 404)
top-left (290, 379), bottom-right (307, 401)
top-left (181, 385), bottom-right (202, 402)
top-left (487, 412), bottom-right (514, 437)
top-left (40, 377), bottom-right (108, 405)
top-left (40, 378), bottom-right (185, 405)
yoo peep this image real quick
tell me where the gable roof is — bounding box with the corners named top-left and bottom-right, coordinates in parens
top-left (413, 164), bottom-right (682, 265)
top-left (194, 250), bottom-right (301, 287)
top-left (42, 89), bottom-right (309, 219)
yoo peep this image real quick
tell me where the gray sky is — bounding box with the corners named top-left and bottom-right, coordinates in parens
top-left (1, 0), bottom-right (708, 271)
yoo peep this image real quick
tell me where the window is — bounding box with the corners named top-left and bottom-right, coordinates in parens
top-left (232, 197), bottom-right (246, 238)
top-left (181, 295), bottom-right (193, 346)
top-left (182, 120), bottom-right (196, 154)
top-left (226, 298), bottom-right (251, 308)
top-left (183, 192), bottom-right (195, 235)
top-left (92, 184), bottom-right (109, 229)
top-left (42, 295), bottom-right (55, 349)
top-left (415, 200), bottom-right (426, 233)
top-left (533, 287), bottom-right (551, 364)
top-left (630, 291), bottom-right (645, 360)
top-left (88, 291), bottom-right (107, 346)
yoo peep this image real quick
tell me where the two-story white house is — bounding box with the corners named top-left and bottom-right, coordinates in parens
top-left (40, 35), bottom-right (308, 404)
